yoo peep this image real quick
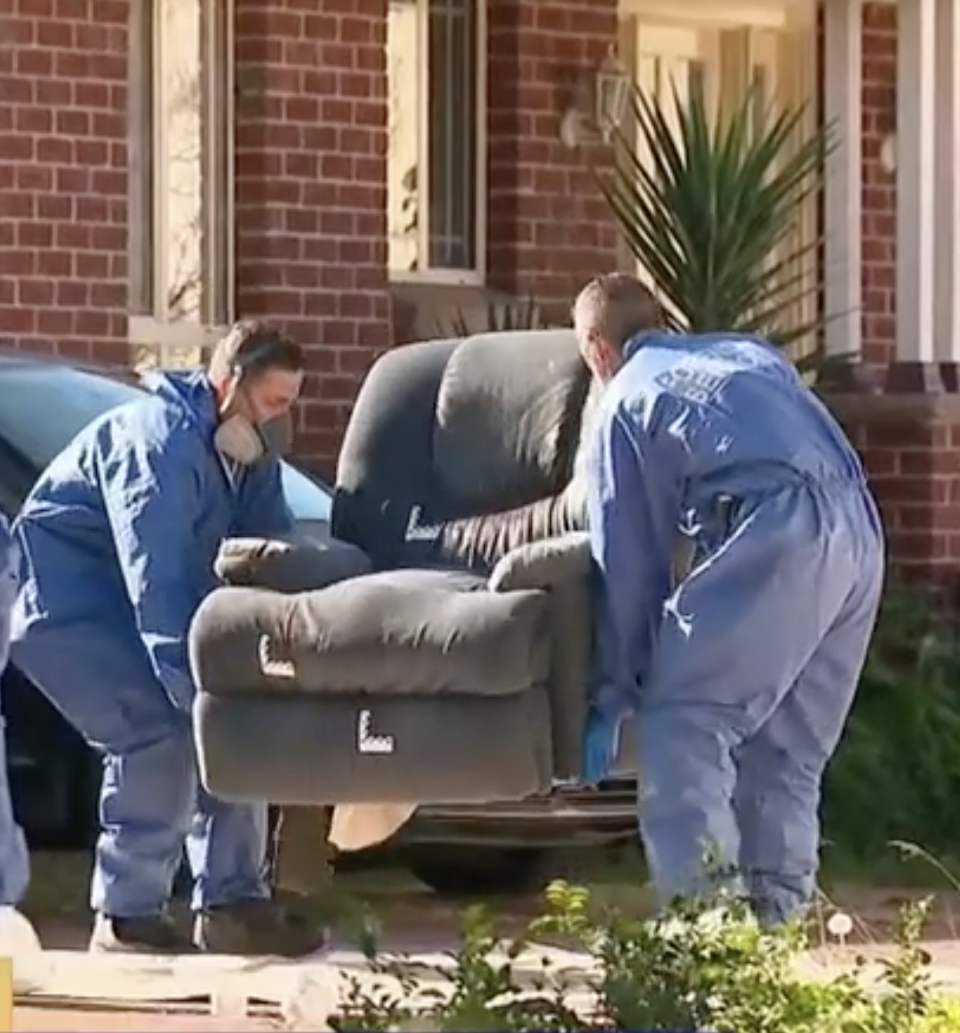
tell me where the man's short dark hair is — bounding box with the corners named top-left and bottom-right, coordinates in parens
top-left (573, 274), bottom-right (665, 352)
top-left (209, 320), bottom-right (304, 382)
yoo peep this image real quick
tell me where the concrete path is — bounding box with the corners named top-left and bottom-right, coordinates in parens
top-left (10, 935), bottom-right (960, 1032)
top-left (15, 862), bottom-right (960, 1029)
top-left (14, 1005), bottom-right (281, 1031)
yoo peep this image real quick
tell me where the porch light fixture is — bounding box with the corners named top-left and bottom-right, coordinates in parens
top-left (560, 46), bottom-right (631, 150)
top-left (879, 133), bottom-right (896, 175)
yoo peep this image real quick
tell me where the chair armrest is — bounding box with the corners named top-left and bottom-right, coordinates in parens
top-left (487, 532), bottom-right (592, 592)
top-left (215, 536), bottom-right (372, 593)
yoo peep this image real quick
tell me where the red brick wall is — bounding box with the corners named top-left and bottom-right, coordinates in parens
top-left (234, 0), bottom-right (392, 478)
top-left (832, 398), bottom-right (960, 583)
top-left (487, 0), bottom-right (620, 310)
top-left (860, 1), bottom-right (896, 369)
top-left (0, 0), bottom-right (129, 367)
top-left (842, 6), bottom-right (960, 583)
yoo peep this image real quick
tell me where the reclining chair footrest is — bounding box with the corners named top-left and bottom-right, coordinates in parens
top-left (195, 686), bottom-right (554, 806)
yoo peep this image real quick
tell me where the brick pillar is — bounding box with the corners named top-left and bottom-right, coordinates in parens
top-left (234, 0), bottom-right (391, 477)
top-left (829, 392), bottom-right (960, 583)
top-left (0, 0), bottom-right (129, 366)
top-left (822, 6), bottom-right (949, 583)
top-left (860, 1), bottom-right (896, 369)
top-left (487, 0), bottom-right (620, 312)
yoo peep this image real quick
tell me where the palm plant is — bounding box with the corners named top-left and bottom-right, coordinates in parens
top-left (601, 81), bottom-right (839, 370)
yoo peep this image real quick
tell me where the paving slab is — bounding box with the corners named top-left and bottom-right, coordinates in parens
top-left (14, 1004), bottom-right (280, 1032)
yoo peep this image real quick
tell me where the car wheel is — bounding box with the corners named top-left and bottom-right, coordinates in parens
top-left (405, 846), bottom-right (553, 898)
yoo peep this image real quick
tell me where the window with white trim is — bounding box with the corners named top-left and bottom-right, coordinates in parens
top-left (128, 0), bottom-right (234, 367)
top-left (387, 0), bottom-right (487, 283)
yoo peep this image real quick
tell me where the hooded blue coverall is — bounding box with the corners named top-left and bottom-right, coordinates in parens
top-left (9, 371), bottom-right (294, 919)
top-left (585, 332), bottom-right (884, 924)
top-left (0, 514), bottom-right (29, 906)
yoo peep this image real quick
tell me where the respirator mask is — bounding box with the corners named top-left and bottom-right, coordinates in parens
top-left (213, 338), bottom-right (294, 466)
top-left (215, 410), bottom-right (290, 466)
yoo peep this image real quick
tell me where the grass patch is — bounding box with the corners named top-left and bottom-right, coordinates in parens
top-left (22, 852), bottom-right (91, 923)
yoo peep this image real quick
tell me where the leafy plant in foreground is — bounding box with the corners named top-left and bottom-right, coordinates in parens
top-left (329, 879), bottom-right (953, 1033)
top-left (824, 586), bottom-right (960, 863)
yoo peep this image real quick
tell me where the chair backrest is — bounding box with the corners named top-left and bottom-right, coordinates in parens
top-left (333, 330), bottom-right (599, 568)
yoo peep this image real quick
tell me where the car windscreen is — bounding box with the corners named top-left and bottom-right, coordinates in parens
top-left (280, 463), bottom-right (333, 523)
top-left (0, 361), bottom-right (334, 521)
top-left (0, 363), bottom-right (142, 472)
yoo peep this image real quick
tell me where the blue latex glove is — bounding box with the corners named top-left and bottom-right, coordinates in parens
top-left (581, 707), bottom-right (623, 786)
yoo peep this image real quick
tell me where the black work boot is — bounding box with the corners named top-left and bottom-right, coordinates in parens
top-left (193, 896), bottom-right (329, 957)
top-left (89, 912), bottom-right (196, 954)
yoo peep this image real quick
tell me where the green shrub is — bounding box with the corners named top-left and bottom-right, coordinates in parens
top-left (329, 881), bottom-right (957, 1033)
top-left (824, 586), bottom-right (960, 865)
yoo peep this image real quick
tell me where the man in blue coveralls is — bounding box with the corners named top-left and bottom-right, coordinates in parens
top-left (10, 321), bottom-right (325, 955)
top-left (574, 273), bottom-right (885, 925)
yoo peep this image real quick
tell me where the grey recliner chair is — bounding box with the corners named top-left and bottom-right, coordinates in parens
top-left (190, 330), bottom-right (613, 812)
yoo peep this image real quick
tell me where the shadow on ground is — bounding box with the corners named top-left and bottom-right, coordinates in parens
top-left (22, 843), bottom-right (960, 952)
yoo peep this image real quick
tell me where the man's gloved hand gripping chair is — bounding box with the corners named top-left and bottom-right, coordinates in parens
top-left (189, 330), bottom-right (609, 886)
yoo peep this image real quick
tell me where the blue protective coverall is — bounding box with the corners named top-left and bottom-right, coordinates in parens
top-left (0, 514), bottom-right (29, 906)
top-left (585, 332), bottom-right (885, 924)
top-left (9, 371), bottom-right (294, 919)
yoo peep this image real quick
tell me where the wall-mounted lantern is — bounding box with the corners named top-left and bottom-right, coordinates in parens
top-left (560, 46), bottom-right (631, 150)
top-left (879, 133), bottom-right (896, 175)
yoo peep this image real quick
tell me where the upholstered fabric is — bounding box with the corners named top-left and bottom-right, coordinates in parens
top-left (190, 566), bottom-right (554, 806)
top-left (214, 536), bottom-right (371, 593)
top-left (333, 331), bottom-right (598, 575)
top-left (331, 331), bottom-right (601, 780)
top-left (190, 570), bottom-right (549, 700)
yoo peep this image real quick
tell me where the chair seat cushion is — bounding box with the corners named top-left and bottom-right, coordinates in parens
top-left (189, 568), bottom-right (550, 698)
top-left (194, 685), bottom-right (553, 805)
top-left (190, 568), bottom-right (554, 805)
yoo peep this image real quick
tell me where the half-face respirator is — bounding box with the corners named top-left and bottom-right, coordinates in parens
top-left (213, 337), bottom-right (293, 466)
top-left (215, 412), bottom-right (288, 466)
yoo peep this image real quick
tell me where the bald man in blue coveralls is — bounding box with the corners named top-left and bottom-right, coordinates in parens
top-left (575, 273), bottom-right (884, 925)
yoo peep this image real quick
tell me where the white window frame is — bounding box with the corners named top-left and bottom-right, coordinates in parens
top-left (128, 0), bottom-right (235, 363)
top-left (387, 0), bottom-right (488, 287)
top-left (618, 0), bottom-right (805, 30)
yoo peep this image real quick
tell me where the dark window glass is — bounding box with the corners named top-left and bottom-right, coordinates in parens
top-left (427, 0), bottom-right (478, 270)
